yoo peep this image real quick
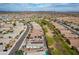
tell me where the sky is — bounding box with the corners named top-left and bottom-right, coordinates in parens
top-left (0, 3), bottom-right (79, 12)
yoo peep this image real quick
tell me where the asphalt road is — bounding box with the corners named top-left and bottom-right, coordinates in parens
top-left (8, 23), bottom-right (32, 55)
top-left (59, 21), bottom-right (79, 36)
top-left (53, 19), bottom-right (79, 36)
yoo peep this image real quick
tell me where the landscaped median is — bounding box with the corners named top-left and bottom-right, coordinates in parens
top-left (36, 19), bottom-right (79, 55)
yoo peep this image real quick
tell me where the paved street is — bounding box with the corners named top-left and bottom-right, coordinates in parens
top-left (8, 23), bottom-right (32, 55)
top-left (58, 20), bottom-right (79, 36)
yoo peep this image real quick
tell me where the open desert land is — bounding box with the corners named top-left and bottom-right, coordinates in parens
top-left (52, 12), bottom-right (79, 24)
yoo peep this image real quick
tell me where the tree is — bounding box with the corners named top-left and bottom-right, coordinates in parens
top-left (0, 31), bottom-right (2, 33)
top-left (13, 23), bottom-right (16, 26)
top-left (15, 50), bottom-right (24, 55)
top-left (9, 36), bottom-right (12, 38)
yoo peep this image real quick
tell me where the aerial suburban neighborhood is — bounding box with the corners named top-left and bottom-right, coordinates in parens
top-left (0, 3), bottom-right (79, 55)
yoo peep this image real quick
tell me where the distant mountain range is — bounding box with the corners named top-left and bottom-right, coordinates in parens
top-left (0, 11), bottom-right (79, 14)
